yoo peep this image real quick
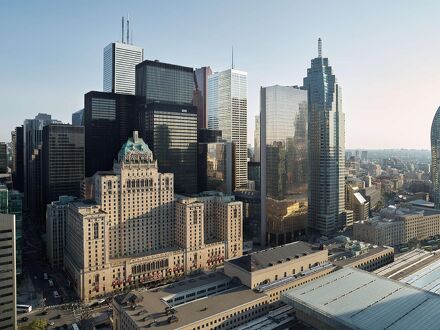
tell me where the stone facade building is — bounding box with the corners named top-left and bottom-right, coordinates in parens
top-left (64, 132), bottom-right (243, 301)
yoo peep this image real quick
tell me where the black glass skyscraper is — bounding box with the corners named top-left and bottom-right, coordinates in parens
top-left (83, 91), bottom-right (138, 177)
top-left (42, 124), bottom-right (84, 217)
top-left (136, 60), bottom-right (198, 194)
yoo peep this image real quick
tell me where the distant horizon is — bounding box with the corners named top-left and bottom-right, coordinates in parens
top-left (2, 1), bottom-right (440, 149)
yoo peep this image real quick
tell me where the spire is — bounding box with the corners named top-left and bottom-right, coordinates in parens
top-left (127, 13), bottom-right (130, 44)
top-left (122, 16), bottom-right (125, 43)
top-left (231, 46), bottom-right (234, 69)
top-left (318, 38), bottom-right (322, 58)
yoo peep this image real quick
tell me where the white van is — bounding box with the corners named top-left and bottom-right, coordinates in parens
top-left (53, 290), bottom-right (60, 298)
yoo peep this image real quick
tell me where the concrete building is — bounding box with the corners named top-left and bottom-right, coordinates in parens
top-left (46, 196), bottom-right (77, 269)
top-left (345, 185), bottom-right (369, 223)
top-left (282, 267), bottom-right (440, 330)
top-left (208, 68), bottom-right (248, 190)
top-left (0, 213), bottom-right (16, 330)
top-left (353, 206), bottom-right (440, 246)
top-left (64, 132), bottom-right (243, 301)
top-left (260, 85), bottom-right (308, 246)
top-left (304, 39), bottom-right (345, 236)
top-left (0, 186), bottom-right (23, 276)
top-left (224, 241), bottom-right (328, 289)
top-left (112, 242), bottom-right (336, 330)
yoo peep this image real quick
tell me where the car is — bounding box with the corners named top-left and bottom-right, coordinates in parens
top-left (49, 322), bottom-right (55, 326)
top-left (53, 290), bottom-right (61, 299)
top-left (21, 317), bottom-right (28, 322)
top-left (39, 310), bottom-right (48, 315)
top-left (54, 314), bottom-right (61, 319)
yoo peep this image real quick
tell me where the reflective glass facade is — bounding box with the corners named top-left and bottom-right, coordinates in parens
top-left (84, 91), bottom-right (137, 177)
top-left (260, 85), bottom-right (308, 246)
top-left (136, 60), bottom-right (194, 105)
top-left (42, 124), bottom-right (84, 210)
top-left (303, 47), bottom-right (345, 236)
top-left (140, 103), bottom-right (198, 194)
top-left (431, 106), bottom-right (440, 207)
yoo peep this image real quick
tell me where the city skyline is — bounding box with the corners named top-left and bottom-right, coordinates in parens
top-left (2, 1), bottom-right (440, 149)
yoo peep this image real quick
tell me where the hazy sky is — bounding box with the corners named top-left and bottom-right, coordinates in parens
top-left (1, 0), bottom-right (440, 149)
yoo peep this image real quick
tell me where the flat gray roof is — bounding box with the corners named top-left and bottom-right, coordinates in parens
top-left (283, 268), bottom-right (440, 330)
top-left (116, 278), bottom-right (266, 330)
top-left (228, 241), bottom-right (319, 272)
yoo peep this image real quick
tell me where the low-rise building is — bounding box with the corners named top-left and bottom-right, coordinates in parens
top-left (113, 242), bottom-right (336, 330)
top-left (354, 206), bottom-right (440, 246)
top-left (224, 241), bottom-right (328, 289)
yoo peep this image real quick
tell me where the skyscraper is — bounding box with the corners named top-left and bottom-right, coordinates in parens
top-left (83, 91), bottom-right (137, 177)
top-left (23, 113), bottom-right (54, 223)
top-left (12, 126), bottom-right (24, 192)
top-left (431, 106), bottom-right (440, 208)
top-left (139, 102), bottom-right (198, 194)
top-left (136, 60), bottom-right (198, 194)
top-left (194, 66), bottom-right (212, 128)
top-left (103, 37), bottom-right (143, 95)
top-left (260, 85), bottom-right (308, 247)
top-left (254, 115), bottom-right (260, 162)
top-left (72, 109), bottom-right (84, 126)
top-left (303, 39), bottom-right (345, 236)
top-left (208, 68), bottom-right (248, 189)
top-left (0, 213), bottom-right (16, 330)
top-left (0, 142), bottom-right (7, 173)
top-left (42, 124), bottom-right (84, 210)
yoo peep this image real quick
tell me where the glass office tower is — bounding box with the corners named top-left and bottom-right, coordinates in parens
top-left (260, 85), bottom-right (308, 246)
top-left (42, 124), bottom-right (84, 209)
top-left (208, 69), bottom-right (248, 189)
top-left (303, 39), bottom-right (346, 236)
top-left (136, 60), bottom-right (198, 194)
top-left (139, 103), bottom-right (198, 194)
top-left (431, 106), bottom-right (440, 208)
top-left (83, 91), bottom-right (138, 177)
top-left (136, 60), bottom-right (195, 105)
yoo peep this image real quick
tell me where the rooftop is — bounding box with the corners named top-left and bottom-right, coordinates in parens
top-left (227, 241), bottom-right (319, 272)
top-left (282, 268), bottom-right (440, 330)
top-left (114, 272), bottom-right (266, 329)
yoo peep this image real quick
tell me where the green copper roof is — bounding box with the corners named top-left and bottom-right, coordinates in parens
top-left (118, 131), bottom-right (153, 162)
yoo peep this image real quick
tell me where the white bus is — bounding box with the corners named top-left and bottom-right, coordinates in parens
top-left (16, 304), bottom-right (32, 313)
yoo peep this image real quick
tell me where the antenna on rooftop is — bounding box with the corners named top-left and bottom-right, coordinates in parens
top-left (122, 16), bottom-right (125, 43)
top-left (127, 14), bottom-right (130, 44)
top-left (318, 38), bottom-right (322, 58)
top-left (232, 46), bottom-right (234, 69)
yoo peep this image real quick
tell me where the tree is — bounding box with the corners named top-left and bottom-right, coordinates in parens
top-left (18, 319), bottom-right (48, 330)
